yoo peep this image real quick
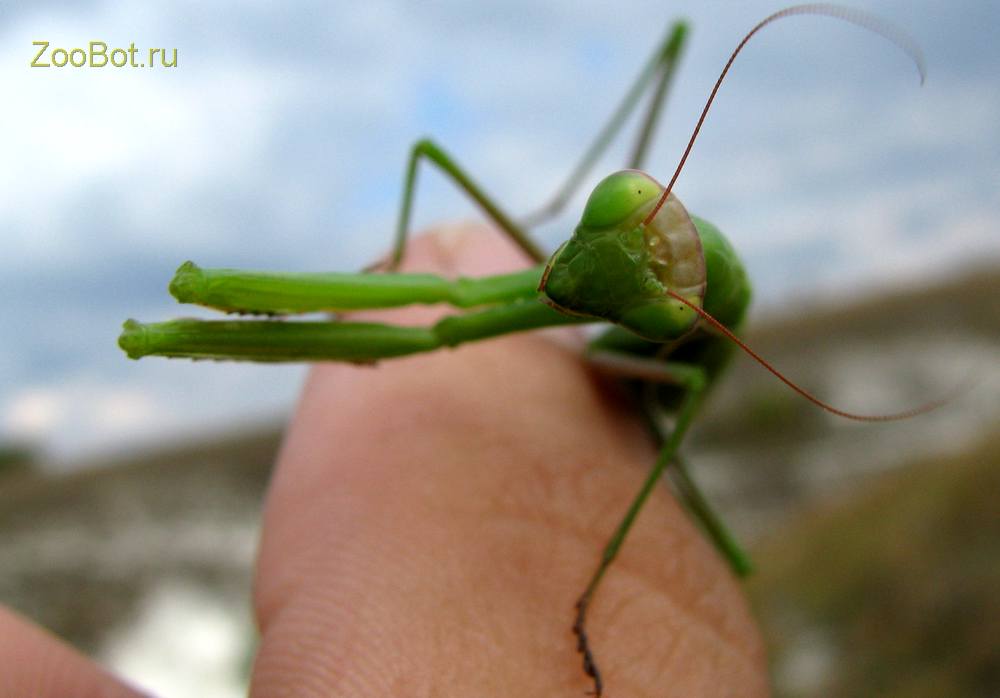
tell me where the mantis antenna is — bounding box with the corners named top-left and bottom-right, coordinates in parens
top-left (635, 4), bottom-right (941, 421)
top-left (643, 3), bottom-right (926, 226)
top-left (664, 289), bottom-right (957, 422)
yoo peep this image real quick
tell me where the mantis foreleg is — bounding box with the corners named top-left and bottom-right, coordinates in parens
top-left (168, 261), bottom-right (545, 314)
top-left (119, 296), bottom-right (588, 362)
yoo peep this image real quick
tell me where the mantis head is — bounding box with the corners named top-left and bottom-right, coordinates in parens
top-left (539, 169), bottom-right (706, 342)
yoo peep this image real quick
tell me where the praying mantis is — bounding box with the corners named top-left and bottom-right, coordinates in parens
top-left (118, 5), bottom-right (943, 695)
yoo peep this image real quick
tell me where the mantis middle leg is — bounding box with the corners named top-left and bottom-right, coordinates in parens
top-left (574, 349), bottom-right (749, 696)
top-left (385, 20), bottom-right (690, 268)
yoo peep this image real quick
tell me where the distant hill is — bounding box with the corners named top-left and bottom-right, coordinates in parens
top-left (750, 428), bottom-right (1000, 698)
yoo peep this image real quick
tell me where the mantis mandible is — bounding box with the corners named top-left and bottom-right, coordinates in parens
top-left (119, 5), bottom-right (941, 695)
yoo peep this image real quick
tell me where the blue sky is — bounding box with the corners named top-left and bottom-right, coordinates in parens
top-left (2, 1), bottom-right (998, 461)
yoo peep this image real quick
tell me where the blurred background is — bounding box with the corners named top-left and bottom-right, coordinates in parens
top-left (1, 1), bottom-right (997, 696)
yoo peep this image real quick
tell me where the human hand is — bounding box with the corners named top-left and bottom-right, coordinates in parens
top-left (250, 226), bottom-right (768, 696)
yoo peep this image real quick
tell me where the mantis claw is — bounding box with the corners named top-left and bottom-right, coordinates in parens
top-left (573, 596), bottom-right (604, 697)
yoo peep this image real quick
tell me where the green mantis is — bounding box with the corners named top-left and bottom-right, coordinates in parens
top-left (119, 5), bottom-right (936, 695)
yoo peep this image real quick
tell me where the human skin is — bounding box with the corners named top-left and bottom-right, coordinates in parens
top-left (0, 226), bottom-right (768, 697)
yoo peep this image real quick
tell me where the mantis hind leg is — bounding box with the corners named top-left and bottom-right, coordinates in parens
top-left (640, 382), bottom-right (753, 577)
top-left (521, 20), bottom-right (689, 227)
top-left (626, 21), bottom-right (688, 171)
top-left (669, 453), bottom-right (753, 577)
top-left (377, 138), bottom-right (546, 271)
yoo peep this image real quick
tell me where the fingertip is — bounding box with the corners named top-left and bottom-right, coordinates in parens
top-left (394, 223), bottom-right (539, 276)
top-left (0, 605), bottom-right (148, 698)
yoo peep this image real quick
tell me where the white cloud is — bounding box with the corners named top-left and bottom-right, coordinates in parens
top-left (1, 382), bottom-right (162, 459)
top-left (2, 366), bottom-right (302, 465)
top-left (101, 579), bottom-right (252, 698)
top-left (2, 389), bottom-right (63, 440)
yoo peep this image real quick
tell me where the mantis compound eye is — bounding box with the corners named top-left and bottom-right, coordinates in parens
top-left (579, 170), bottom-right (662, 229)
